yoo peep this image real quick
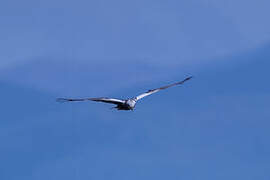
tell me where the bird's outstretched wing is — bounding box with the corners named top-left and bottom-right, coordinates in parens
top-left (57, 97), bottom-right (125, 105)
top-left (135, 76), bottom-right (193, 101)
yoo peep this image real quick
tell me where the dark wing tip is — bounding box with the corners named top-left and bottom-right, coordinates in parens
top-left (185, 76), bottom-right (193, 81)
top-left (56, 98), bottom-right (74, 102)
top-left (56, 98), bottom-right (68, 102)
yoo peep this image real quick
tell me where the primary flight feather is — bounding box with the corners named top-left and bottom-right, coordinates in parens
top-left (57, 76), bottom-right (192, 110)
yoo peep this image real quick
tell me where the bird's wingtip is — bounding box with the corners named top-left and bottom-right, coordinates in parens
top-left (185, 76), bottom-right (193, 81)
top-left (56, 98), bottom-right (69, 103)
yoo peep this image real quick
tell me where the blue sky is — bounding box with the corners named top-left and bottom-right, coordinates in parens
top-left (1, 0), bottom-right (270, 179)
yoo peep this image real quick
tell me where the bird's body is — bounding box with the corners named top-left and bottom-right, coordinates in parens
top-left (114, 99), bottom-right (137, 110)
top-left (57, 76), bottom-right (192, 111)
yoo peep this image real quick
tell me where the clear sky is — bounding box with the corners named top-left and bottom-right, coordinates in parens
top-left (1, 0), bottom-right (270, 179)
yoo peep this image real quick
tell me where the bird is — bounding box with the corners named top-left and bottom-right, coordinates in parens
top-left (57, 76), bottom-right (192, 111)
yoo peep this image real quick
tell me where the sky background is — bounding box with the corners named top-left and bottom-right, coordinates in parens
top-left (1, 0), bottom-right (270, 179)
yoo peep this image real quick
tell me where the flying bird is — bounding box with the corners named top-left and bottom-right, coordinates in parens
top-left (57, 76), bottom-right (192, 111)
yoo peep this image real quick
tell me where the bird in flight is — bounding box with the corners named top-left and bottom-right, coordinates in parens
top-left (57, 76), bottom-right (192, 111)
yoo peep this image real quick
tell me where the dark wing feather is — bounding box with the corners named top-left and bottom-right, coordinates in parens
top-left (57, 97), bottom-right (125, 105)
top-left (153, 76), bottom-right (192, 90)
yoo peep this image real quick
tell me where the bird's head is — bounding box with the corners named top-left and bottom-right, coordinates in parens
top-left (126, 99), bottom-right (137, 108)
